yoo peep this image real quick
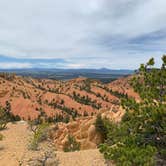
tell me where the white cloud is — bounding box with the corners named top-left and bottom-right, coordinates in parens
top-left (0, 0), bottom-right (166, 68)
top-left (65, 63), bottom-right (86, 69)
top-left (0, 62), bottom-right (32, 69)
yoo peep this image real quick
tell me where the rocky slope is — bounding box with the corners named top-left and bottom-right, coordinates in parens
top-left (0, 73), bottom-right (138, 152)
top-left (0, 73), bottom-right (138, 165)
top-left (108, 76), bottom-right (140, 101)
top-left (0, 73), bottom-right (134, 120)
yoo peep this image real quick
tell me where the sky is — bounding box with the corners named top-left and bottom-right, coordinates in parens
top-left (0, 0), bottom-right (166, 69)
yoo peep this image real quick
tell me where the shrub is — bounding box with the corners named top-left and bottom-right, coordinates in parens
top-left (29, 123), bottom-right (50, 150)
top-left (83, 111), bottom-right (88, 117)
top-left (0, 133), bottom-right (3, 141)
top-left (63, 135), bottom-right (80, 152)
top-left (95, 114), bottom-right (111, 142)
top-left (0, 107), bottom-right (8, 130)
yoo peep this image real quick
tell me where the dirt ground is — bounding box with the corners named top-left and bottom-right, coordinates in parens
top-left (56, 149), bottom-right (106, 166)
top-left (0, 121), bottom-right (29, 166)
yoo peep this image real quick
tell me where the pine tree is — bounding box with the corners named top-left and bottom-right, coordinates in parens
top-left (99, 56), bottom-right (166, 165)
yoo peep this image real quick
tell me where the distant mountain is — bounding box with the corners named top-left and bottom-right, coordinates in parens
top-left (0, 68), bottom-right (134, 83)
top-left (0, 68), bottom-right (133, 74)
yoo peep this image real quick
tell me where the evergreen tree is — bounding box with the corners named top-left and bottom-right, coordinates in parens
top-left (99, 56), bottom-right (166, 166)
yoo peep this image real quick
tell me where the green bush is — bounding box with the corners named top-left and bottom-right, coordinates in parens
top-left (95, 114), bottom-right (111, 142)
top-left (98, 56), bottom-right (166, 165)
top-left (63, 135), bottom-right (80, 152)
top-left (29, 122), bottom-right (50, 150)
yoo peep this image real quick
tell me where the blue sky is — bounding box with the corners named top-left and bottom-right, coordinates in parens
top-left (0, 0), bottom-right (166, 69)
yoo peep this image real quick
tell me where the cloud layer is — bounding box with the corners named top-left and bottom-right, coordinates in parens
top-left (0, 0), bottom-right (166, 69)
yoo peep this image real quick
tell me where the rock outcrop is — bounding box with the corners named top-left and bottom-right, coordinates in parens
top-left (52, 106), bottom-right (125, 150)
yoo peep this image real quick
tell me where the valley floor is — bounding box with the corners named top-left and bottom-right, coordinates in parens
top-left (0, 122), bottom-right (109, 166)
